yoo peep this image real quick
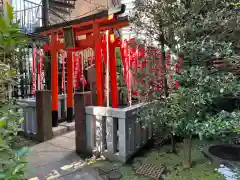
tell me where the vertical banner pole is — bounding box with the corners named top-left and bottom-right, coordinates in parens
top-left (128, 41), bottom-right (132, 107)
top-left (51, 33), bottom-right (59, 127)
top-left (106, 30), bottom-right (110, 107)
top-left (109, 31), bottom-right (118, 108)
top-left (67, 50), bottom-right (73, 123)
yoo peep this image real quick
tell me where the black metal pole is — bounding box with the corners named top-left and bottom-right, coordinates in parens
top-left (42, 0), bottom-right (49, 27)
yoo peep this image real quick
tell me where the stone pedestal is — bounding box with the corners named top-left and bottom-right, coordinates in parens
top-left (74, 91), bottom-right (92, 154)
top-left (36, 90), bottom-right (53, 142)
top-left (86, 65), bottom-right (97, 106)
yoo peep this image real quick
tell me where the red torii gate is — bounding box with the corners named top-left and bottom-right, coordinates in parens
top-left (35, 5), bottom-right (129, 127)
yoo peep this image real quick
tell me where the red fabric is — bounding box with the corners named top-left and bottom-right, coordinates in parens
top-left (175, 80), bottom-right (179, 89)
top-left (32, 48), bottom-right (37, 96)
top-left (78, 53), bottom-right (87, 87)
top-left (61, 52), bottom-right (66, 91)
top-left (38, 50), bottom-right (44, 90)
top-left (73, 52), bottom-right (80, 89)
top-left (133, 90), bottom-right (139, 96)
top-left (176, 56), bottom-right (181, 73)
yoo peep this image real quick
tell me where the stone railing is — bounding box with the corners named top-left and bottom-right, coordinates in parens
top-left (18, 94), bottom-right (70, 136)
top-left (18, 98), bottom-right (37, 136)
top-left (85, 103), bottom-right (153, 163)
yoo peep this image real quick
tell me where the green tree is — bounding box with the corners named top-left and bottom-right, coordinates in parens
top-left (139, 66), bottom-right (239, 168)
top-left (134, 0), bottom-right (240, 169)
top-left (133, 0), bottom-right (240, 66)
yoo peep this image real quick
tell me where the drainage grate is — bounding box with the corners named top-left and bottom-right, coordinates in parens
top-left (136, 164), bottom-right (165, 179)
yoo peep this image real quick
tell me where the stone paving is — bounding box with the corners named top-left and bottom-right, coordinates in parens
top-left (27, 131), bottom-right (102, 180)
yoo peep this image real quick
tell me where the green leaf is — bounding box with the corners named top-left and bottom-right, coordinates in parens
top-left (7, 2), bottom-right (14, 21)
top-left (18, 117), bottom-right (24, 124)
top-left (0, 143), bottom-right (10, 149)
top-left (0, 120), bottom-right (5, 127)
top-left (0, 173), bottom-right (6, 179)
top-left (220, 88), bottom-right (224, 93)
top-left (13, 164), bottom-right (25, 175)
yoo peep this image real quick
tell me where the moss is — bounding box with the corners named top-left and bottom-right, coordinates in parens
top-left (90, 139), bottom-right (225, 180)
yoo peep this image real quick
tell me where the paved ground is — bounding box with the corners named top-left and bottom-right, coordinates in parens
top-left (27, 131), bottom-right (102, 180)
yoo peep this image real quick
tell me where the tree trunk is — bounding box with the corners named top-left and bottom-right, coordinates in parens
top-left (160, 33), bottom-right (169, 98)
top-left (183, 137), bottom-right (192, 169)
top-left (170, 133), bottom-right (176, 153)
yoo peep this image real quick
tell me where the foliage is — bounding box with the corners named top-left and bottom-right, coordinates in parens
top-left (0, 2), bottom-right (29, 179)
top-left (134, 0), bottom-right (240, 137)
top-left (133, 0), bottom-right (240, 67)
top-left (198, 110), bottom-right (240, 140)
top-left (138, 66), bottom-right (239, 168)
top-left (0, 105), bottom-right (29, 180)
top-left (139, 66), bottom-right (239, 136)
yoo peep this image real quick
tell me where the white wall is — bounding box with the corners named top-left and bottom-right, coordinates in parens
top-left (119, 0), bottom-right (136, 40)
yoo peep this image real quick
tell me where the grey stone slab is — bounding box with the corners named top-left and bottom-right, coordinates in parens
top-left (59, 122), bottom-right (75, 131)
top-left (27, 151), bottom-right (74, 168)
top-left (30, 142), bottom-right (72, 153)
top-left (62, 131), bottom-right (75, 139)
top-left (47, 136), bottom-right (75, 150)
top-left (28, 154), bottom-right (85, 180)
top-left (27, 153), bottom-right (102, 180)
top-left (53, 126), bottom-right (68, 137)
top-left (57, 165), bottom-right (103, 180)
top-left (57, 171), bottom-right (99, 180)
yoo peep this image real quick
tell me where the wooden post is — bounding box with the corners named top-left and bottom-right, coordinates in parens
top-left (74, 92), bottom-right (92, 154)
top-left (93, 24), bottom-right (104, 106)
top-left (51, 33), bottom-right (59, 127)
top-left (36, 90), bottom-right (53, 141)
top-left (67, 50), bottom-right (73, 122)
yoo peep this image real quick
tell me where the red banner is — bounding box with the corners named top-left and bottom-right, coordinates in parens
top-left (61, 51), bottom-right (66, 92)
top-left (38, 50), bottom-right (44, 90)
top-left (32, 48), bottom-right (37, 96)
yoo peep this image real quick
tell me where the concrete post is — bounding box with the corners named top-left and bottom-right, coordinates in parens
top-left (74, 91), bottom-right (92, 154)
top-left (118, 118), bottom-right (128, 162)
top-left (106, 117), bottom-right (117, 154)
top-left (36, 90), bottom-right (53, 142)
